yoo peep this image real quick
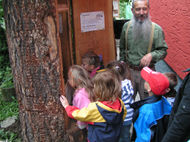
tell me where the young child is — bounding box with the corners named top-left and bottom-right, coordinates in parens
top-left (130, 67), bottom-right (172, 142)
top-left (66, 65), bottom-right (93, 129)
top-left (163, 72), bottom-right (178, 106)
top-left (81, 51), bottom-right (104, 78)
top-left (162, 68), bottom-right (190, 142)
top-left (60, 70), bottom-right (127, 142)
top-left (106, 61), bottom-right (134, 142)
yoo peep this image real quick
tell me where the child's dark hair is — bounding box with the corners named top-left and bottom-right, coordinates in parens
top-left (92, 70), bottom-right (121, 102)
top-left (164, 72), bottom-right (178, 97)
top-left (106, 61), bottom-right (131, 81)
top-left (164, 72), bottom-right (178, 89)
top-left (82, 51), bottom-right (100, 67)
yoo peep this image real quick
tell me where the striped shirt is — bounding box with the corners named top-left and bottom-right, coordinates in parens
top-left (121, 79), bottom-right (134, 124)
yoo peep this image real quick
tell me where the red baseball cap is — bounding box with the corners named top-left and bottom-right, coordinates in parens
top-left (141, 67), bottom-right (169, 95)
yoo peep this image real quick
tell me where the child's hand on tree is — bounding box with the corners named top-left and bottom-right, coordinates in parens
top-left (60, 95), bottom-right (69, 108)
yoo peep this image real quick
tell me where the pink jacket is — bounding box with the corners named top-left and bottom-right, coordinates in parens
top-left (72, 88), bottom-right (91, 129)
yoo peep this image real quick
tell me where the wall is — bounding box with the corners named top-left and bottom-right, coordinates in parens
top-left (150, 0), bottom-right (190, 79)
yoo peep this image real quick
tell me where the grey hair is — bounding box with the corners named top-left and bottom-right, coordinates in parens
top-left (132, 0), bottom-right (149, 8)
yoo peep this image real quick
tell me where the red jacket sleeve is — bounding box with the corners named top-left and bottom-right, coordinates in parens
top-left (65, 106), bottom-right (80, 119)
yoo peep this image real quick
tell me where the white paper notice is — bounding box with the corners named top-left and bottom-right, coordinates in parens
top-left (80, 11), bottom-right (105, 32)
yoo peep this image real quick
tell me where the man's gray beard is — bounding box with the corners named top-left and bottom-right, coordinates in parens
top-left (131, 15), bottom-right (152, 41)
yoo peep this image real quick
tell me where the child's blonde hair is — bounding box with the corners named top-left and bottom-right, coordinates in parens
top-left (92, 70), bottom-right (121, 102)
top-left (69, 65), bottom-right (92, 88)
top-left (67, 65), bottom-right (93, 99)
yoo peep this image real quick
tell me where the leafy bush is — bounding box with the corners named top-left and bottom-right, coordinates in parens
top-left (0, 67), bottom-right (13, 89)
top-left (119, 2), bottom-right (127, 19)
top-left (0, 129), bottom-right (21, 142)
top-left (0, 0), bottom-right (13, 89)
top-left (119, 0), bottom-right (132, 19)
top-left (120, 0), bottom-right (131, 3)
top-left (0, 90), bottom-right (19, 141)
top-left (0, 26), bottom-right (12, 89)
top-left (0, 1), bottom-right (18, 141)
top-left (0, 89), bottom-right (19, 141)
top-left (0, 94), bottom-right (18, 121)
top-left (0, 0), bottom-right (5, 30)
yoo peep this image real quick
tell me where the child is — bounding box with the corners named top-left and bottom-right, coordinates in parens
top-left (130, 67), bottom-right (172, 142)
top-left (162, 68), bottom-right (190, 142)
top-left (66, 65), bottom-right (93, 129)
top-left (106, 61), bottom-right (134, 142)
top-left (163, 72), bottom-right (178, 106)
top-left (81, 51), bottom-right (104, 78)
top-left (60, 70), bottom-right (127, 142)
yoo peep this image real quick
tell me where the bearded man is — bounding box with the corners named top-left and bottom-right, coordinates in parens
top-left (119, 0), bottom-right (168, 100)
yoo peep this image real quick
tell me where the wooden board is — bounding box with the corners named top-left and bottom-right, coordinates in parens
top-left (72, 0), bottom-right (116, 66)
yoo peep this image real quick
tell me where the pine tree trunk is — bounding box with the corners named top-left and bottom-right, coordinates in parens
top-left (3, 0), bottom-right (67, 141)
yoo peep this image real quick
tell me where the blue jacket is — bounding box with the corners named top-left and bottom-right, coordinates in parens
top-left (131, 96), bottom-right (172, 142)
top-left (65, 99), bottom-right (127, 142)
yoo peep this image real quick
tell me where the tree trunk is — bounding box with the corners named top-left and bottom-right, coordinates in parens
top-left (3, 0), bottom-right (67, 141)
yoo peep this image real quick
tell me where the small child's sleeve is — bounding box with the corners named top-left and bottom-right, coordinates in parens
top-left (65, 103), bottom-right (104, 123)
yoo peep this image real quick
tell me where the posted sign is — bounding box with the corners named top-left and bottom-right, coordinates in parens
top-left (80, 11), bottom-right (105, 32)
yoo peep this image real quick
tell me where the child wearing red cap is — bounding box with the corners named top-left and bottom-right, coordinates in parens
top-left (130, 67), bottom-right (172, 142)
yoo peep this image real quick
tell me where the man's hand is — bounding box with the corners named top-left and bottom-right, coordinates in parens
top-left (60, 95), bottom-right (69, 108)
top-left (140, 53), bottom-right (152, 67)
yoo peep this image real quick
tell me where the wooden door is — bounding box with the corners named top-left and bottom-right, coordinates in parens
top-left (72, 0), bottom-right (116, 66)
top-left (56, 0), bottom-right (73, 81)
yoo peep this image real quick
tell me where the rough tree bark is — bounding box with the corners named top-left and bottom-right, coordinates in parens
top-left (3, 0), bottom-right (67, 141)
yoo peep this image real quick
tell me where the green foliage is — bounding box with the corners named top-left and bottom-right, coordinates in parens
top-left (0, 2), bottom-right (18, 141)
top-left (0, 0), bottom-right (5, 29)
top-left (119, 0), bottom-right (132, 19)
top-left (0, 91), bottom-right (19, 141)
top-left (0, 0), bottom-right (13, 89)
top-left (0, 129), bottom-right (21, 142)
top-left (120, 0), bottom-right (131, 4)
top-left (0, 94), bottom-right (18, 121)
top-left (0, 25), bottom-right (9, 72)
top-left (119, 2), bottom-right (127, 19)
top-left (0, 67), bottom-right (13, 89)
